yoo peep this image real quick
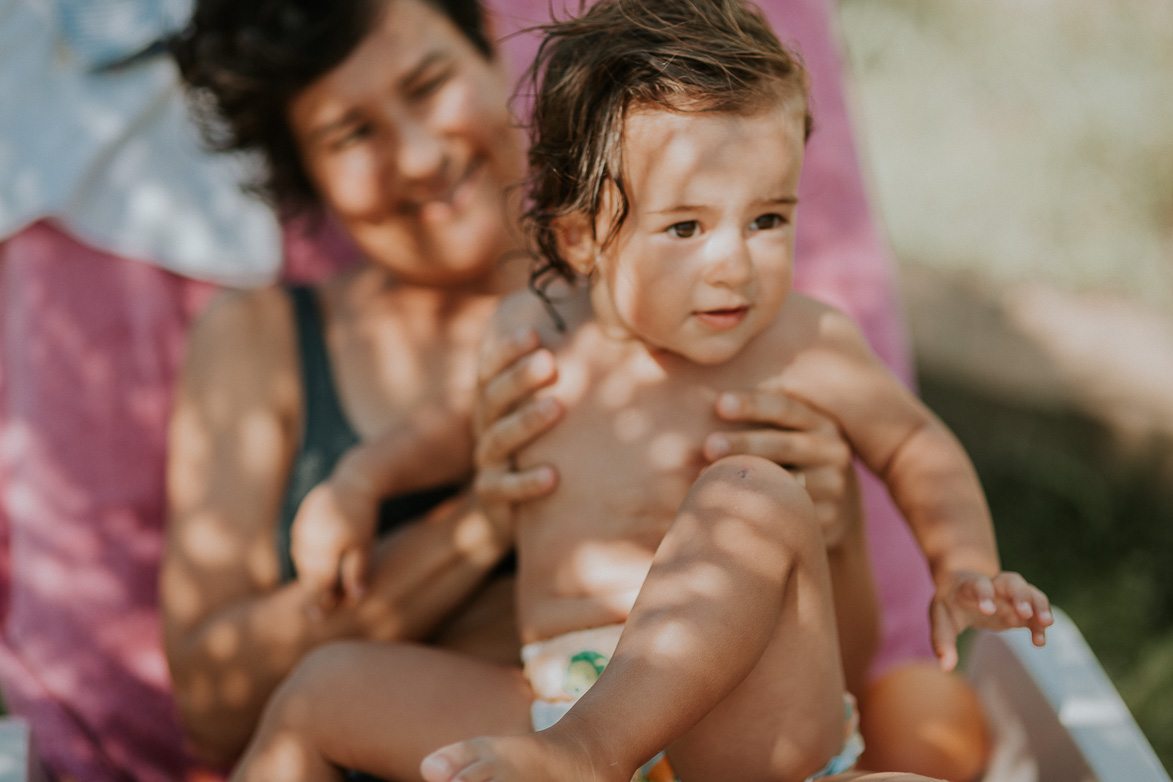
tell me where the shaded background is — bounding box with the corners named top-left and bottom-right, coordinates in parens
top-left (834, 0), bottom-right (1173, 768)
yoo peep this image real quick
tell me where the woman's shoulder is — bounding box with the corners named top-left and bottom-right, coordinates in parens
top-left (492, 281), bottom-right (591, 346)
top-left (182, 285), bottom-right (302, 414)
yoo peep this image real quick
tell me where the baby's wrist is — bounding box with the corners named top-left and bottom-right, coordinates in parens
top-left (332, 446), bottom-right (391, 502)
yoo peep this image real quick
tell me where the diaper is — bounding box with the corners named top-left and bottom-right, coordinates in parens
top-left (522, 624), bottom-right (864, 782)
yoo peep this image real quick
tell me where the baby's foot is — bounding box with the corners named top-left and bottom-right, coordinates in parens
top-left (420, 732), bottom-right (631, 782)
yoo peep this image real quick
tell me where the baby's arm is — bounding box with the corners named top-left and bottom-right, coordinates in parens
top-left (790, 302), bottom-right (1052, 668)
top-left (292, 403), bottom-right (474, 611)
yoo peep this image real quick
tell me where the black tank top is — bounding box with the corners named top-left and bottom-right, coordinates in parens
top-left (276, 286), bottom-right (460, 582)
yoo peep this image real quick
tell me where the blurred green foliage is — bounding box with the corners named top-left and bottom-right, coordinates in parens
top-left (920, 374), bottom-right (1173, 771)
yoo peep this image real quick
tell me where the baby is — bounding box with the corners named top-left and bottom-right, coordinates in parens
top-left (234, 0), bottom-right (1051, 779)
top-left (422, 0), bottom-right (1052, 778)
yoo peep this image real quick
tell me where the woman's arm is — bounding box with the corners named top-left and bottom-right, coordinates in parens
top-left (160, 290), bottom-right (514, 765)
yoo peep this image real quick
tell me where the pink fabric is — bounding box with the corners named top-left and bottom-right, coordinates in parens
top-left (492, 0), bottom-right (935, 678)
top-left (0, 220), bottom-right (354, 782)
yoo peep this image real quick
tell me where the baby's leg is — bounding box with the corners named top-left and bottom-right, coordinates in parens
top-left (233, 640), bottom-right (532, 782)
top-left (826, 493), bottom-right (880, 700)
top-left (423, 455), bottom-right (847, 782)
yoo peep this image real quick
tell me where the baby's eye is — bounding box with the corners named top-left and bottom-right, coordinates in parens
top-left (667, 221), bottom-right (699, 238)
top-left (750, 213), bottom-right (787, 231)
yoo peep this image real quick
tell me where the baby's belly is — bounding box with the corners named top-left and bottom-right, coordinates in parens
top-left (516, 533), bottom-right (660, 644)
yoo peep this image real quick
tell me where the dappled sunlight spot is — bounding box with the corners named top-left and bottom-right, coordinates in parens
top-left (27, 551), bottom-right (119, 602)
top-left (258, 732), bottom-right (318, 779)
top-left (245, 538), bottom-right (281, 585)
top-left (557, 541), bottom-right (652, 598)
top-left (237, 408), bottom-right (287, 476)
top-left (612, 407), bottom-right (652, 443)
top-left (162, 566), bottom-right (203, 624)
top-left (649, 559), bottom-right (735, 604)
top-left (182, 512), bottom-right (242, 568)
top-left (222, 666), bottom-right (255, 708)
top-left (648, 431), bottom-right (691, 469)
top-left (167, 408), bottom-right (212, 505)
top-left (206, 621), bottom-right (243, 661)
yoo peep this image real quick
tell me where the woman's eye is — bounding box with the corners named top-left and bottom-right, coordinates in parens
top-left (330, 125), bottom-right (373, 151)
top-left (667, 221), bottom-right (699, 238)
top-left (751, 213), bottom-right (787, 231)
top-left (410, 68), bottom-right (454, 99)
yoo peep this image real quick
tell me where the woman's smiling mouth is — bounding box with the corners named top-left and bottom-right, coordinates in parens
top-left (401, 158), bottom-right (485, 222)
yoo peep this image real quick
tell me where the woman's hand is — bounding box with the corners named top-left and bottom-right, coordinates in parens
top-left (703, 390), bottom-right (859, 547)
top-left (473, 328), bottom-right (564, 536)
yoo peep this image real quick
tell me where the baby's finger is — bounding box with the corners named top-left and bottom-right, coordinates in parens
top-left (339, 547), bottom-right (369, 604)
top-left (474, 464), bottom-right (558, 505)
top-left (1030, 586), bottom-right (1054, 626)
top-left (477, 348), bottom-right (557, 434)
top-left (475, 397), bottom-right (563, 468)
top-left (993, 572), bottom-right (1036, 620)
top-left (930, 599), bottom-right (961, 672)
top-left (1027, 586), bottom-right (1053, 646)
top-left (958, 574), bottom-right (998, 616)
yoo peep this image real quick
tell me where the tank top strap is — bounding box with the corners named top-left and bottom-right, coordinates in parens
top-left (277, 286), bottom-right (362, 581)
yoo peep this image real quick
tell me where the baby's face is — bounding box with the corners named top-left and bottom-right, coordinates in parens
top-left (588, 102), bottom-right (806, 365)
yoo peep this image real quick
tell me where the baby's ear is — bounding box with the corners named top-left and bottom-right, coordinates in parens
top-left (553, 212), bottom-right (599, 276)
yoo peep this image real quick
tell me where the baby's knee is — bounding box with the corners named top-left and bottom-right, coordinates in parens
top-left (691, 455), bottom-right (821, 545)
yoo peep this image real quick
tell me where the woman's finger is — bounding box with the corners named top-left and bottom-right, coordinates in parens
top-left (703, 428), bottom-right (850, 469)
top-left (475, 464), bottom-right (559, 505)
top-left (477, 348), bottom-right (558, 434)
top-left (476, 397), bottom-right (563, 468)
top-left (715, 390), bottom-right (832, 431)
top-left (477, 327), bottom-right (540, 387)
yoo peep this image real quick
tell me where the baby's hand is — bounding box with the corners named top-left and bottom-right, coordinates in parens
top-left (290, 472), bottom-right (380, 617)
top-left (930, 570), bottom-right (1053, 671)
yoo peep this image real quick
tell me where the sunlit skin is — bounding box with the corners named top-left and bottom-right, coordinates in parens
top-left (226, 99), bottom-right (1048, 782)
top-left (161, 0), bottom-right (534, 764)
top-left (416, 99), bottom-right (1053, 780)
top-left (167, 0), bottom-right (996, 778)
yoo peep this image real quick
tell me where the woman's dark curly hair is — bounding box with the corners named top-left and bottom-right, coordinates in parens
top-left (523, 0), bottom-right (812, 316)
top-left (171, 0), bottom-right (492, 217)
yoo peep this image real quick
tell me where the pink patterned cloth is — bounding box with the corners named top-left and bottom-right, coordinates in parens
top-left (0, 1), bottom-right (931, 779)
top-left (0, 220), bottom-right (354, 781)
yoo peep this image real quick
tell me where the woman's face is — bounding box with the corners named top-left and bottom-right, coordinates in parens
top-left (289, 0), bottom-right (524, 287)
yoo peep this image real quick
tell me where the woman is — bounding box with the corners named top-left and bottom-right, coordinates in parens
top-left (163, 0), bottom-right (984, 778)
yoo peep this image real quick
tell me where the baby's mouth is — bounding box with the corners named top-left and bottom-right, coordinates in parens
top-left (694, 306), bottom-right (750, 329)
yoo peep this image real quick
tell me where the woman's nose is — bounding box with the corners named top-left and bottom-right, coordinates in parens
top-left (393, 116), bottom-right (449, 196)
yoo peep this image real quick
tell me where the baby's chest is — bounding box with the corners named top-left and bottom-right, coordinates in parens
top-left (523, 368), bottom-right (748, 521)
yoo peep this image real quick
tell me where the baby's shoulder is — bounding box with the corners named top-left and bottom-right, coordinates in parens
top-left (765, 293), bottom-right (871, 357)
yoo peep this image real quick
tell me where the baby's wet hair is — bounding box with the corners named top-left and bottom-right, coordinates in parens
top-left (523, 0), bottom-right (812, 314)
